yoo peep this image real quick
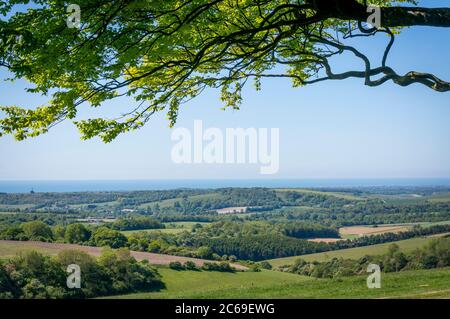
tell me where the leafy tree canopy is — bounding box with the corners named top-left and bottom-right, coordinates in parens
top-left (21, 220), bottom-right (53, 240)
top-left (64, 223), bottom-right (91, 244)
top-left (92, 227), bottom-right (128, 248)
top-left (0, 0), bottom-right (449, 142)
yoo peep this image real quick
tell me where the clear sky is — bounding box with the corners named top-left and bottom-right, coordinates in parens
top-left (0, 0), bottom-right (449, 181)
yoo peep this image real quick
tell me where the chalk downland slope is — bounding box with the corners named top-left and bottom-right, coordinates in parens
top-left (108, 267), bottom-right (450, 299)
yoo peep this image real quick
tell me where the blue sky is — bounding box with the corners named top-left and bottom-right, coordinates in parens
top-left (0, 1), bottom-right (449, 181)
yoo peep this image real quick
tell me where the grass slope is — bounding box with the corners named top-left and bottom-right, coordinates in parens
top-left (268, 236), bottom-right (437, 267)
top-left (108, 268), bottom-right (312, 299)
top-left (109, 267), bottom-right (450, 299)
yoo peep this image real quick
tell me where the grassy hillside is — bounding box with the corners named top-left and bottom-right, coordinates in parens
top-left (268, 236), bottom-right (438, 267)
top-left (109, 266), bottom-right (450, 299)
top-left (110, 268), bottom-right (311, 299)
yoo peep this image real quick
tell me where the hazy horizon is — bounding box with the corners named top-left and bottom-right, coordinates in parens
top-left (2, 178), bottom-right (450, 193)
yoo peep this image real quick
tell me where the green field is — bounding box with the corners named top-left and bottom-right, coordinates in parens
top-left (69, 200), bottom-right (119, 209)
top-left (268, 236), bottom-right (439, 267)
top-left (109, 266), bottom-right (450, 299)
top-left (163, 221), bottom-right (210, 228)
top-left (121, 222), bottom-right (210, 236)
top-left (109, 268), bottom-right (313, 299)
top-left (340, 234), bottom-right (360, 240)
top-left (414, 220), bottom-right (450, 227)
top-left (120, 229), bottom-right (184, 235)
top-left (368, 220), bottom-right (450, 228)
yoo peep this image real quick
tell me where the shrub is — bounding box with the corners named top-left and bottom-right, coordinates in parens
top-left (56, 249), bottom-right (112, 298)
top-left (21, 221), bottom-right (53, 241)
top-left (0, 249), bottom-right (164, 299)
top-left (183, 261), bottom-right (198, 270)
top-left (64, 224), bottom-right (91, 244)
top-left (98, 248), bottom-right (164, 294)
top-left (259, 261), bottom-right (273, 270)
top-left (249, 264), bottom-right (261, 272)
top-left (196, 246), bottom-right (213, 259)
top-left (92, 227), bottom-right (127, 248)
top-left (0, 226), bottom-right (26, 240)
top-left (169, 261), bottom-right (185, 270)
top-left (202, 261), bottom-right (235, 272)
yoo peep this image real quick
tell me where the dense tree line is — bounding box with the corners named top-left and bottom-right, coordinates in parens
top-left (0, 221), bottom-right (128, 249)
top-left (0, 221), bottom-right (54, 242)
top-left (180, 221), bottom-right (324, 260)
top-left (282, 222), bottom-right (339, 239)
top-left (0, 249), bottom-right (163, 299)
top-left (168, 261), bottom-right (235, 272)
top-left (185, 221), bottom-right (338, 240)
top-left (192, 234), bottom-right (329, 261)
top-left (108, 217), bottom-right (164, 231)
top-left (0, 213), bottom-right (75, 228)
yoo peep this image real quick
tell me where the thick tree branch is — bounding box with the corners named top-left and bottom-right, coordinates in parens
top-left (306, 0), bottom-right (450, 27)
top-left (381, 7), bottom-right (450, 27)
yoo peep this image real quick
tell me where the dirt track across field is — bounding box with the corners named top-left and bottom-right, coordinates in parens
top-left (307, 238), bottom-right (342, 243)
top-left (0, 240), bottom-right (248, 270)
top-left (339, 225), bottom-right (412, 237)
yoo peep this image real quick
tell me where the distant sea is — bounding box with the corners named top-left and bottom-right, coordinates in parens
top-left (0, 179), bottom-right (450, 193)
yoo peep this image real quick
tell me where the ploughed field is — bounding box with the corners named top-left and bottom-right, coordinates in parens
top-left (339, 225), bottom-right (412, 238)
top-left (0, 240), bottom-right (247, 270)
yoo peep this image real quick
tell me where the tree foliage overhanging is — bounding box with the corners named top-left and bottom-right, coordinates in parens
top-left (0, 0), bottom-right (449, 142)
